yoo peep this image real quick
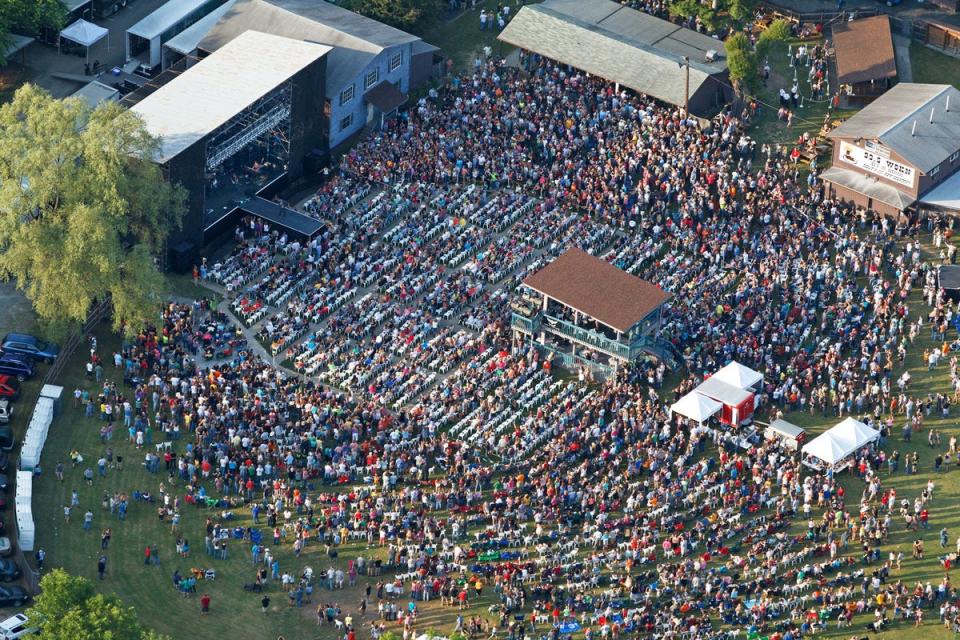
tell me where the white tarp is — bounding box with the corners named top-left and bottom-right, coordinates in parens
top-left (60, 19), bottom-right (108, 48)
top-left (60, 19), bottom-right (109, 64)
top-left (711, 361), bottom-right (763, 390)
top-left (802, 418), bottom-right (878, 467)
top-left (695, 376), bottom-right (753, 406)
top-left (801, 430), bottom-right (849, 466)
top-left (831, 417), bottom-right (880, 450)
top-left (670, 391), bottom-right (722, 424)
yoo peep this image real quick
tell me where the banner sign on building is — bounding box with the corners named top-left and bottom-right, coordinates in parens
top-left (839, 141), bottom-right (915, 187)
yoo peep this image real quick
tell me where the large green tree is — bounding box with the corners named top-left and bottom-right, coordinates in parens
top-left (0, 0), bottom-right (67, 65)
top-left (27, 570), bottom-right (170, 640)
top-left (342, 0), bottom-right (445, 31)
top-left (724, 18), bottom-right (790, 96)
top-left (0, 84), bottom-right (184, 335)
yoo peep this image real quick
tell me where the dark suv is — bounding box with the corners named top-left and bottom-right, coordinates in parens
top-left (0, 355), bottom-right (31, 382)
top-left (1, 334), bottom-right (59, 363)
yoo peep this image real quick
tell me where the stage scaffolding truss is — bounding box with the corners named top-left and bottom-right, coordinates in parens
top-left (204, 81), bottom-right (293, 171)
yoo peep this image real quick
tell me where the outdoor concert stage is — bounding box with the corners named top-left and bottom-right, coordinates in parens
top-left (129, 31), bottom-right (330, 269)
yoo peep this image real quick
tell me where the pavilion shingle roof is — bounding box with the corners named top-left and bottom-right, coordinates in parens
top-left (522, 248), bottom-right (670, 333)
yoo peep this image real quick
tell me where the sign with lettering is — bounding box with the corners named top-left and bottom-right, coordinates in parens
top-left (839, 141), bottom-right (915, 188)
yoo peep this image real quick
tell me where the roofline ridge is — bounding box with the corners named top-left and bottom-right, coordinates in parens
top-left (877, 84), bottom-right (952, 140)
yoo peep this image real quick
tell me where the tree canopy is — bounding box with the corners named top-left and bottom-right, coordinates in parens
top-left (724, 18), bottom-right (791, 95)
top-left (0, 0), bottom-right (67, 65)
top-left (0, 84), bottom-right (185, 336)
top-left (27, 570), bottom-right (170, 640)
top-left (341, 0), bottom-right (445, 31)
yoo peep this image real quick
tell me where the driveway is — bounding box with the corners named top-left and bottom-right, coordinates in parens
top-left (18, 0), bottom-right (168, 98)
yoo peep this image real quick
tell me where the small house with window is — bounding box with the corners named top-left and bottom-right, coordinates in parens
top-left (511, 248), bottom-right (671, 377)
top-left (194, 0), bottom-right (440, 149)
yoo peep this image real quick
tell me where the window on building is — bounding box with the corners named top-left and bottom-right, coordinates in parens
top-left (389, 52), bottom-right (402, 73)
top-left (930, 165), bottom-right (941, 177)
top-left (340, 114), bottom-right (353, 131)
top-left (340, 84), bottom-right (355, 106)
top-left (364, 68), bottom-right (379, 89)
top-left (951, 151), bottom-right (960, 163)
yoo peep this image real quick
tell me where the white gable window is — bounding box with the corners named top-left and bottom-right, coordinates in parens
top-left (389, 52), bottom-right (402, 73)
top-left (364, 68), bottom-right (379, 90)
top-left (340, 84), bottom-right (355, 106)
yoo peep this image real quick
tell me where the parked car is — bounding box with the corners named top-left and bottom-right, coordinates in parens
top-left (1, 335), bottom-right (59, 364)
top-left (0, 378), bottom-right (18, 401)
top-left (0, 400), bottom-right (12, 426)
top-left (0, 560), bottom-right (20, 584)
top-left (0, 586), bottom-right (28, 608)
top-left (0, 612), bottom-right (34, 639)
top-left (0, 451), bottom-right (10, 473)
top-left (0, 356), bottom-right (31, 382)
top-left (0, 538), bottom-right (13, 558)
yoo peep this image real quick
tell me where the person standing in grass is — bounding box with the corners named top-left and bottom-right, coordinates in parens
top-left (261, 594), bottom-right (270, 613)
top-left (200, 593), bottom-right (211, 616)
top-left (97, 554), bottom-right (106, 580)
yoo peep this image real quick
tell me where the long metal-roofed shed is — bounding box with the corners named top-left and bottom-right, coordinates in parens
top-left (511, 248), bottom-right (671, 376)
top-left (127, 0), bottom-right (229, 70)
top-left (823, 83), bottom-right (960, 218)
top-left (130, 30), bottom-right (331, 267)
top-left (497, 0), bottom-right (731, 117)
top-left (162, 0), bottom-right (238, 69)
top-left (832, 15), bottom-right (896, 106)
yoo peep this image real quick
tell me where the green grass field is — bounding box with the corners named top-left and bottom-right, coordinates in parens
top-left (10, 227), bottom-right (960, 640)
top-left (750, 35), bottom-right (856, 150)
top-left (911, 43), bottom-right (960, 90)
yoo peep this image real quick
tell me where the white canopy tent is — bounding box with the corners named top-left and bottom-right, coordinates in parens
top-left (59, 19), bottom-right (109, 64)
top-left (801, 430), bottom-right (849, 468)
top-left (801, 418), bottom-right (879, 469)
top-left (831, 417), bottom-right (880, 450)
top-left (711, 361), bottom-right (763, 390)
top-left (670, 391), bottom-right (722, 424)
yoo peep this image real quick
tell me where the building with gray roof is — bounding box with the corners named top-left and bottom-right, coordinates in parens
top-left (195, 0), bottom-right (434, 148)
top-left (823, 83), bottom-right (960, 217)
top-left (497, 0), bottom-right (731, 116)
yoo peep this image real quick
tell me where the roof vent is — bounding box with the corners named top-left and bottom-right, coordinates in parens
top-left (930, 108), bottom-right (935, 124)
top-left (947, 94), bottom-right (951, 112)
top-left (912, 120), bottom-right (917, 136)
top-left (705, 49), bottom-right (717, 62)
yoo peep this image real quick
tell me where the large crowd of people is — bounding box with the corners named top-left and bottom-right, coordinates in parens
top-left (62, 44), bottom-right (960, 640)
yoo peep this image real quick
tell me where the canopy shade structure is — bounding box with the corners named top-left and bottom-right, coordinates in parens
top-left (694, 377), bottom-right (752, 406)
top-left (670, 391), bottom-right (722, 424)
top-left (831, 417), bottom-right (879, 450)
top-left (802, 417), bottom-right (878, 468)
top-left (711, 361), bottom-right (763, 390)
top-left (801, 430), bottom-right (850, 467)
top-left (60, 19), bottom-right (109, 63)
top-left (768, 419), bottom-right (805, 440)
top-left (1, 34), bottom-right (34, 60)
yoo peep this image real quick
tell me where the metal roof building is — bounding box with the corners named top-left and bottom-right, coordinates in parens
top-left (197, 0), bottom-right (419, 95)
top-left (497, 0), bottom-right (731, 115)
top-left (132, 30), bottom-right (330, 164)
top-left (823, 83), bottom-right (960, 217)
top-left (162, 0), bottom-right (238, 66)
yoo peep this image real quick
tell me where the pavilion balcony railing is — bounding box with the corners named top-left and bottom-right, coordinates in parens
top-left (556, 351), bottom-right (614, 377)
top-left (510, 312), bottom-right (540, 334)
top-left (542, 314), bottom-right (634, 360)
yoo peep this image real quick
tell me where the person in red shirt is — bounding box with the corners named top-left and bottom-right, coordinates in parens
top-left (200, 593), bottom-right (211, 615)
